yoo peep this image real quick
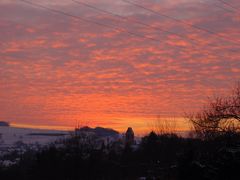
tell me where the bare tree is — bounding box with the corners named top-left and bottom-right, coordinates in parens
top-left (188, 82), bottom-right (240, 139)
top-left (149, 116), bottom-right (177, 135)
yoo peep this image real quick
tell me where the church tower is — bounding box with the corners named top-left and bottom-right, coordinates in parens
top-left (125, 127), bottom-right (135, 145)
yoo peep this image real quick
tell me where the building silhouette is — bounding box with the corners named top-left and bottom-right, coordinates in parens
top-left (125, 127), bottom-right (135, 145)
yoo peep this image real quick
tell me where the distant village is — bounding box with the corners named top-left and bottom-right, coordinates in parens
top-left (0, 122), bottom-right (138, 167)
top-left (75, 126), bottom-right (138, 151)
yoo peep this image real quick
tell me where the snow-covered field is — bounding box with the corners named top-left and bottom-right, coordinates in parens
top-left (0, 126), bottom-right (69, 150)
top-left (0, 126), bottom-right (69, 166)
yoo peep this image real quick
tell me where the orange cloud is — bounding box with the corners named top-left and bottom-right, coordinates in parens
top-left (0, 0), bottom-right (239, 134)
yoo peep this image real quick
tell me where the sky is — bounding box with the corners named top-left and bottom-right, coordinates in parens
top-left (0, 0), bottom-right (239, 134)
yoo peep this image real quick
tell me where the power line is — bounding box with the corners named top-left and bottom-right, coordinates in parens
top-left (19, 0), bottom-right (160, 43)
top-left (72, 0), bottom-right (238, 53)
top-left (17, 0), bottom-right (239, 61)
top-left (72, 0), bottom-right (199, 44)
top-left (120, 0), bottom-right (238, 98)
top-left (122, 0), bottom-right (240, 47)
top-left (17, 0), bottom-right (203, 50)
top-left (19, 0), bottom-right (210, 56)
top-left (0, 23), bottom-right (237, 66)
top-left (0, 1), bottom-right (237, 120)
top-left (199, 0), bottom-right (236, 13)
top-left (216, 0), bottom-right (240, 11)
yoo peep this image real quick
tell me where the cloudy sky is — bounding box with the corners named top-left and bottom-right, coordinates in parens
top-left (0, 0), bottom-right (239, 133)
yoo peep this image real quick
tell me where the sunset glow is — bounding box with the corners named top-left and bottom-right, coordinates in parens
top-left (0, 0), bottom-right (239, 134)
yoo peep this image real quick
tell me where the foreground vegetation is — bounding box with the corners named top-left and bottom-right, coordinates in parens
top-left (0, 131), bottom-right (240, 180)
top-left (1, 82), bottom-right (239, 180)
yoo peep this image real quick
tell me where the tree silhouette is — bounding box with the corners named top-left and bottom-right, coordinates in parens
top-left (188, 82), bottom-right (240, 139)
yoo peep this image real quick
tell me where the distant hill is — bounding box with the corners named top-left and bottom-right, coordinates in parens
top-left (0, 121), bottom-right (10, 127)
top-left (76, 126), bottom-right (119, 137)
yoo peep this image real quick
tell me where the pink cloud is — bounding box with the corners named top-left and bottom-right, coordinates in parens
top-left (0, 0), bottom-right (239, 134)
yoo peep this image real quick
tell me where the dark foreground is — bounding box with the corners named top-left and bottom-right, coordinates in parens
top-left (0, 132), bottom-right (240, 180)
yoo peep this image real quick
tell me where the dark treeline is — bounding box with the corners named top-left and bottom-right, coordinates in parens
top-left (0, 131), bottom-right (240, 180)
top-left (1, 82), bottom-right (240, 180)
